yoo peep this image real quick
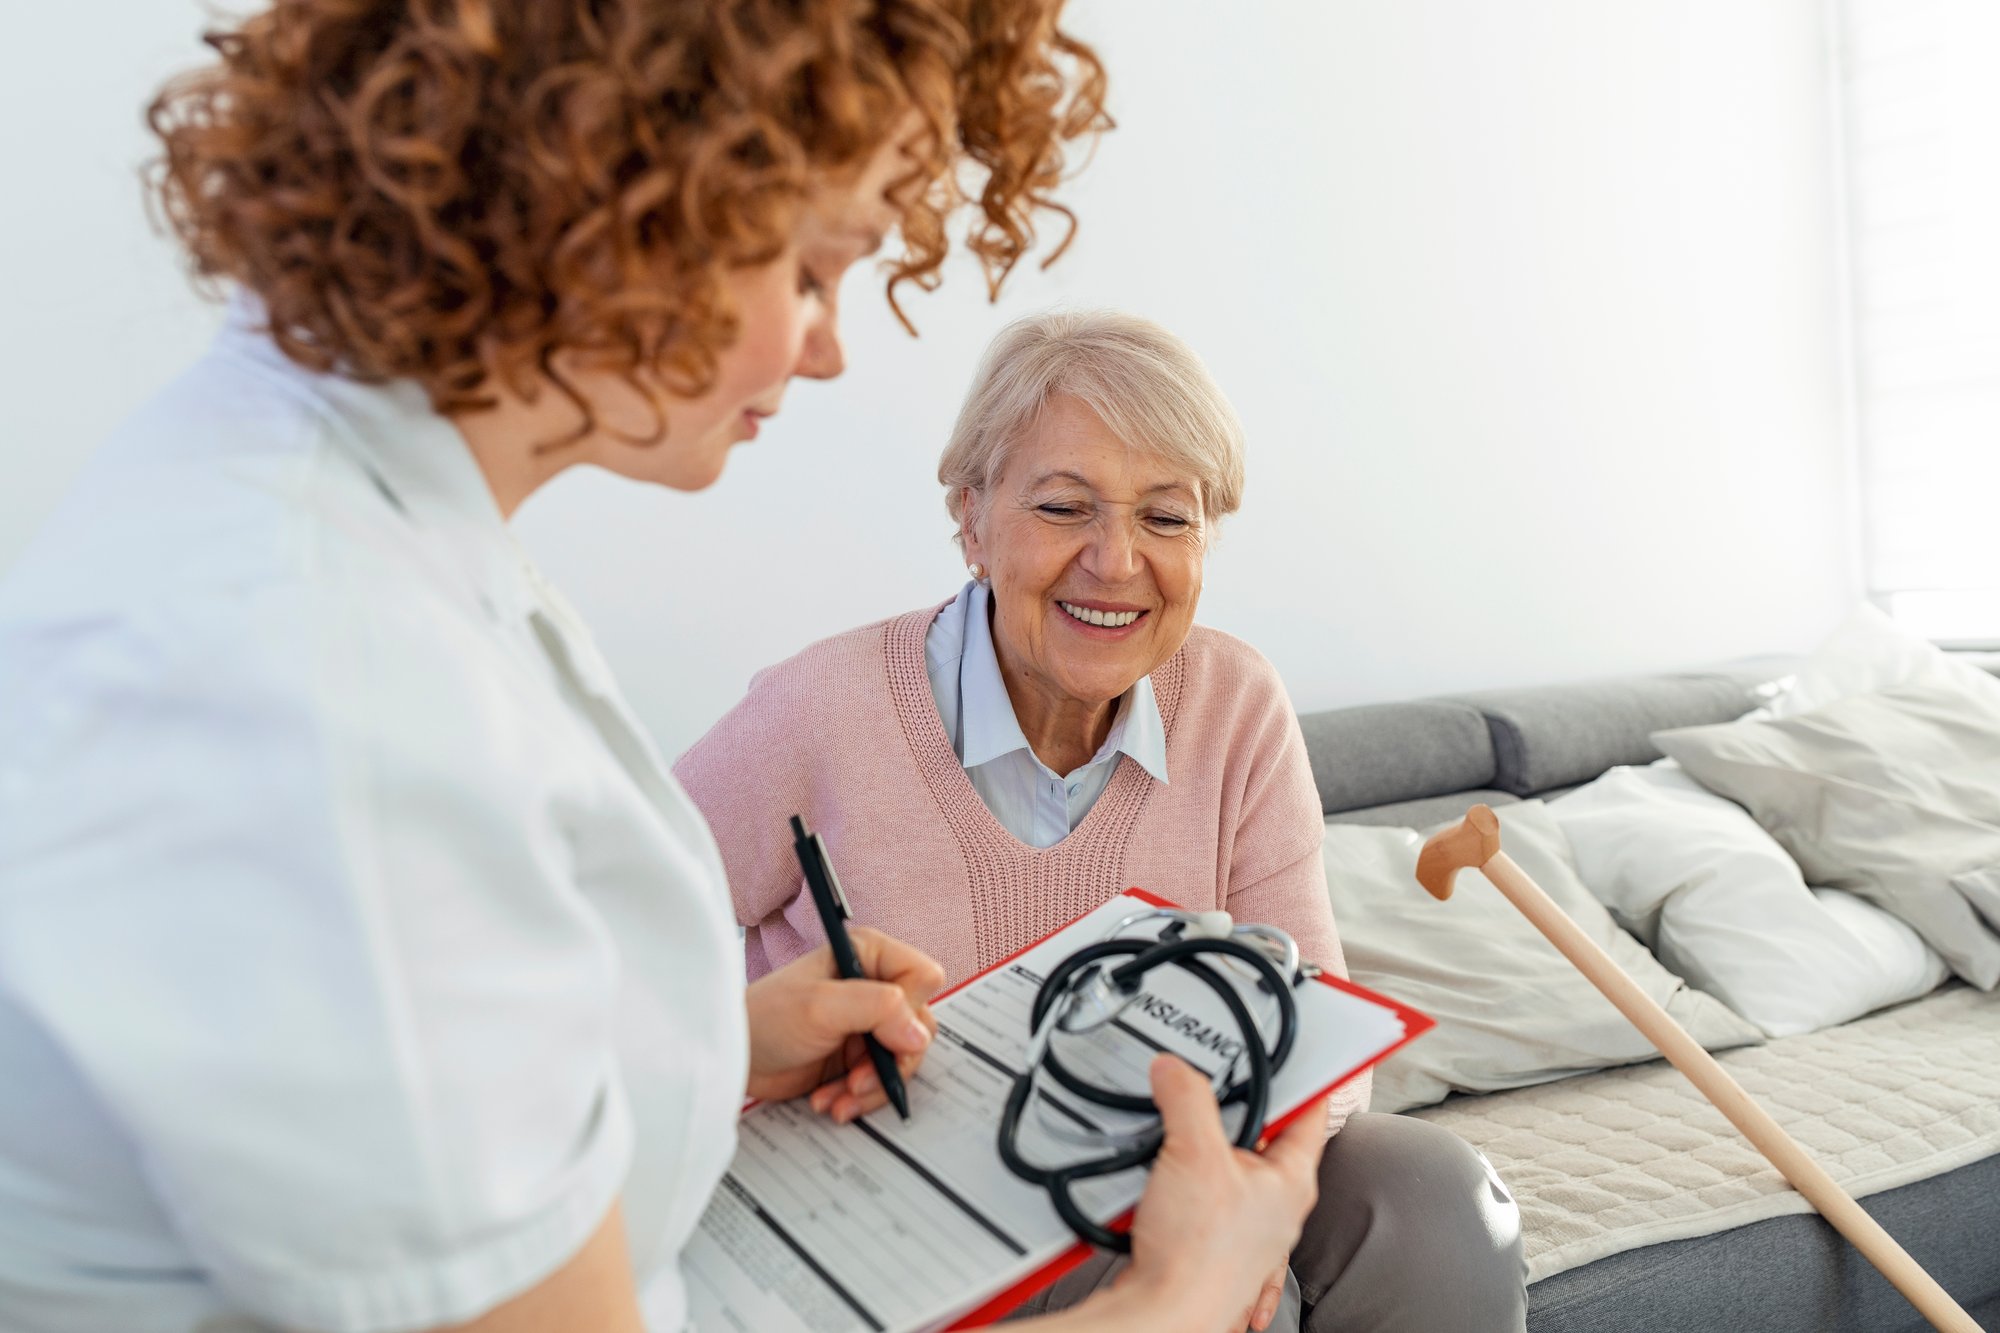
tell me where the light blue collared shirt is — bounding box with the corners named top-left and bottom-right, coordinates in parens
top-left (924, 580), bottom-right (1169, 848)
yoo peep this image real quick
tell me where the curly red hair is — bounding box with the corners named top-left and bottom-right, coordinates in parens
top-left (147, 0), bottom-right (1108, 426)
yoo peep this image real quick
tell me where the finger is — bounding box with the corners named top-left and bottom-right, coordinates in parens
top-left (830, 1089), bottom-right (883, 1124)
top-left (810, 1037), bottom-right (871, 1113)
top-left (845, 1062), bottom-right (881, 1099)
top-left (1258, 1097), bottom-right (1332, 1182)
top-left (848, 926), bottom-right (948, 1002)
top-left (1252, 1268), bottom-right (1285, 1330)
top-left (842, 1051), bottom-right (941, 1121)
top-left (805, 978), bottom-right (933, 1055)
top-left (811, 1080), bottom-right (888, 1123)
top-left (839, 1039), bottom-right (924, 1089)
top-left (809, 1072), bottom-right (851, 1115)
top-left (809, 1071), bottom-right (885, 1123)
top-left (1149, 1054), bottom-right (1227, 1154)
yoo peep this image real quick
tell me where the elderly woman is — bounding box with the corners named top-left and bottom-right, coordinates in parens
top-left (676, 310), bottom-right (1528, 1333)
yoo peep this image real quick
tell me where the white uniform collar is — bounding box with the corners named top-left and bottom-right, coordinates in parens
top-left (215, 299), bottom-right (678, 801)
top-left (216, 296), bottom-right (535, 629)
top-left (958, 579), bottom-right (1169, 783)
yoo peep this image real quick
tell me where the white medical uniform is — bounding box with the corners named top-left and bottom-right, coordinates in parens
top-left (0, 312), bottom-right (747, 1332)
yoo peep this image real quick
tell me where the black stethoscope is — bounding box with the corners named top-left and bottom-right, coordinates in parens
top-left (996, 907), bottom-right (1308, 1251)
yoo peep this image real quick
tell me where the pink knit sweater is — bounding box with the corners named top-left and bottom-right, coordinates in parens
top-left (675, 603), bottom-right (1370, 1125)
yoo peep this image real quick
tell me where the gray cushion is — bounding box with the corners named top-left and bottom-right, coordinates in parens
top-left (1451, 673), bottom-right (1770, 797)
top-left (1328, 789), bottom-right (1521, 829)
top-left (1298, 700), bottom-right (1495, 815)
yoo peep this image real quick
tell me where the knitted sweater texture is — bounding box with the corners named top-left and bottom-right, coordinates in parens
top-left (675, 603), bottom-right (1369, 1125)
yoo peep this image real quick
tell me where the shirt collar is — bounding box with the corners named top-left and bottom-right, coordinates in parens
top-left (219, 297), bottom-right (534, 625)
top-left (958, 580), bottom-right (1169, 784)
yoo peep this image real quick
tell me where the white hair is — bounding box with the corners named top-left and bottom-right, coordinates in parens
top-left (938, 309), bottom-right (1247, 545)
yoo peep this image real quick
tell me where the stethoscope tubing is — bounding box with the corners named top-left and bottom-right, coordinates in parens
top-left (999, 927), bottom-right (1299, 1252)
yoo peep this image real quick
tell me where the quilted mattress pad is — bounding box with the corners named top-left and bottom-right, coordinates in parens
top-left (1410, 983), bottom-right (2000, 1281)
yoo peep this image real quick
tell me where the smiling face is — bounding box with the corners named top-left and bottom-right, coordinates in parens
top-left (962, 394), bottom-right (1208, 713)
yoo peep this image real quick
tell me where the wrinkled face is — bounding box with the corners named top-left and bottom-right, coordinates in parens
top-left (962, 395), bottom-right (1208, 708)
top-left (585, 135), bottom-right (910, 491)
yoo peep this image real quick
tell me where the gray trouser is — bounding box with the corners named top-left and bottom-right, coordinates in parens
top-left (1005, 1113), bottom-right (1528, 1332)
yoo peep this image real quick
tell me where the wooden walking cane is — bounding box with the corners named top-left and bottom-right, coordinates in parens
top-left (1416, 805), bottom-right (1981, 1333)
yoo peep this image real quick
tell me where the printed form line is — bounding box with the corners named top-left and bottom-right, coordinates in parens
top-left (717, 1175), bottom-right (885, 1332)
top-left (853, 1120), bottom-right (1028, 1257)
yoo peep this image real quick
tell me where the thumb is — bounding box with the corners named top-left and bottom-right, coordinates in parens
top-left (808, 978), bottom-right (932, 1054)
top-left (1149, 1054), bottom-right (1226, 1152)
top-left (1258, 1097), bottom-right (1332, 1182)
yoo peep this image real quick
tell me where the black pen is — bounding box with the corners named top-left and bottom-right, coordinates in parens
top-left (789, 814), bottom-right (911, 1120)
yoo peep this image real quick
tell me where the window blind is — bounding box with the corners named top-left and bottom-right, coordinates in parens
top-left (1835, 0), bottom-right (2000, 645)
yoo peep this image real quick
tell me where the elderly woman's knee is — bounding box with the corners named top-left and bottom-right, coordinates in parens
top-left (1295, 1112), bottom-right (1526, 1304)
top-left (1321, 1113), bottom-right (1513, 1212)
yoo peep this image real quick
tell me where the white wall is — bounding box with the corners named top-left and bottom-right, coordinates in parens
top-left (1, 8), bottom-right (226, 568)
top-left (1, 1), bottom-right (1857, 759)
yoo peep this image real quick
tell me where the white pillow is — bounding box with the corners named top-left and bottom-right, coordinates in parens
top-left (1549, 761), bottom-right (1949, 1037)
top-left (1655, 679), bottom-right (2000, 988)
top-left (1772, 603), bottom-right (2000, 718)
top-left (1323, 802), bottom-right (1762, 1114)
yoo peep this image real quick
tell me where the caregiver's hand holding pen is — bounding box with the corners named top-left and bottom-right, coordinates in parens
top-left (743, 926), bottom-right (945, 1121)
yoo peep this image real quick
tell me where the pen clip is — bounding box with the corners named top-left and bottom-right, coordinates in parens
top-left (809, 832), bottom-right (853, 919)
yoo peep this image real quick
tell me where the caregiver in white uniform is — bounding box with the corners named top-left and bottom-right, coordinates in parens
top-left (0, 3), bottom-right (1329, 1331)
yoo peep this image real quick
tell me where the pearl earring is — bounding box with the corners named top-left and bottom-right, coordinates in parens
top-left (968, 562), bottom-right (986, 581)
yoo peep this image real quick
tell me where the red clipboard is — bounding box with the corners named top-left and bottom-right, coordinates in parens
top-left (938, 886), bottom-right (1434, 1329)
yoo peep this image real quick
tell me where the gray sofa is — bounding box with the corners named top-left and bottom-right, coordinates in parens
top-left (1293, 663), bottom-right (2000, 1332)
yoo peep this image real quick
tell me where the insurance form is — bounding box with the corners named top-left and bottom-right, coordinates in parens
top-left (683, 890), bottom-right (1429, 1333)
